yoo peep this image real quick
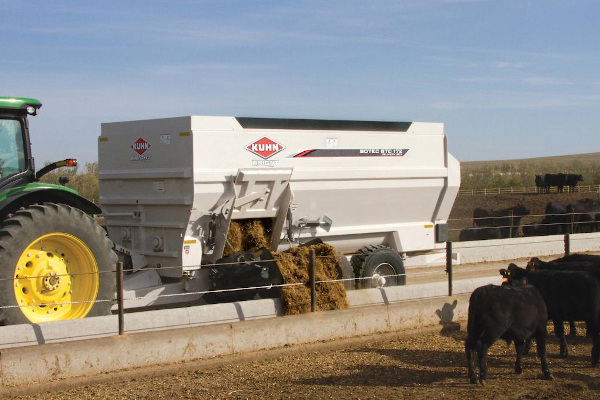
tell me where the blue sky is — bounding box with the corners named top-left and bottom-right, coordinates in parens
top-left (2, 1), bottom-right (599, 167)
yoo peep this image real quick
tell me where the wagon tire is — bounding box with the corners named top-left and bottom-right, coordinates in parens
top-left (351, 245), bottom-right (405, 288)
top-left (0, 203), bottom-right (117, 325)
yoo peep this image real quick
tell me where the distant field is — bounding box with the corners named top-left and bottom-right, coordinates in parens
top-left (461, 152), bottom-right (600, 169)
top-left (459, 152), bottom-right (600, 189)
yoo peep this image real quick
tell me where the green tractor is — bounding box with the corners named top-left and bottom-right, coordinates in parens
top-left (0, 97), bottom-right (116, 325)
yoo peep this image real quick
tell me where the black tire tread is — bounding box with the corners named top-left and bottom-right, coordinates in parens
top-left (350, 245), bottom-right (392, 275)
top-left (350, 245), bottom-right (405, 288)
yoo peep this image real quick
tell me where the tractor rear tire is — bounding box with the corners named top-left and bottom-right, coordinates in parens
top-left (351, 245), bottom-right (406, 289)
top-left (0, 203), bottom-right (117, 325)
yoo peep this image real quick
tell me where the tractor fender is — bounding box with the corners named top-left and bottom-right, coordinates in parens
top-left (0, 187), bottom-right (101, 220)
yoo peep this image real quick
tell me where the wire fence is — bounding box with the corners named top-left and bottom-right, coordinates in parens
top-left (1, 232), bottom-right (591, 335)
top-left (448, 210), bottom-right (600, 242)
top-left (1, 249), bottom-right (419, 329)
top-left (4, 252), bottom-right (403, 303)
top-left (458, 184), bottom-right (600, 196)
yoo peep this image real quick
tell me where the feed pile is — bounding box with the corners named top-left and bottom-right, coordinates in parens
top-left (224, 220), bottom-right (348, 315)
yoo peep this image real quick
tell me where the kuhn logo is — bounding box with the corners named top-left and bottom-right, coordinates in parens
top-left (131, 138), bottom-right (151, 155)
top-left (245, 137), bottom-right (285, 159)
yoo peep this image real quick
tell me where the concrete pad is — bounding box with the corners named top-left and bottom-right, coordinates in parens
top-left (454, 232), bottom-right (600, 264)
top-left (0, 294), bottom-right (471, 388)
top-left (0, 322), bottom-right (236, 387)
top-left (0, 324), bottom-right (38, 348)
top-left (124, 307), bottom-right (191, 333)
top-left (345, 275), bottom-right (500, 307)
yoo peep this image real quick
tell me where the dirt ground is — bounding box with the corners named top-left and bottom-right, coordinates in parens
top-left (7, 324), bottom-right (600, 400)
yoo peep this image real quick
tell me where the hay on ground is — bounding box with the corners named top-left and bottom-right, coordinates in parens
top-left (274, 244), bottom-right (349, 315)
top-left (223, 219), bottom-right (348, 315)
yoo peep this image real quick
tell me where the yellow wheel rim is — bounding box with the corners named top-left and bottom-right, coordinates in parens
top-left (14, 233), bottom-right (99, 323)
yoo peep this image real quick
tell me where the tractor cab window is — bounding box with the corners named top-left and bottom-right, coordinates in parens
top-left (0, 119), bottom-right (26, 178)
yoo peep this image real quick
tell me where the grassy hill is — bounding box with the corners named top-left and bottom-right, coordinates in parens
top-left (459, 152), bottom-right (600, 190)
top-left (462, 152), bottom-right (600, 169)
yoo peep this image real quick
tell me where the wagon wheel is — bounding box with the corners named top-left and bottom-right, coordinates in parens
top-left (351, 245), bottom-right (405, 289)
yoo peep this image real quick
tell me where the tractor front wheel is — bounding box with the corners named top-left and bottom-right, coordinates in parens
top-left (0, 203), bottom-right (116, 325)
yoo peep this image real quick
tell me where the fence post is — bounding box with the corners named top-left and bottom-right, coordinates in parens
top-left (309, 249), bottom-right (316, 312)
top-left (564, 233), bottom-right (570, 257)
top-left (446, 242), bottom-right (453, 296)
top-left (570, 211), bottom-right (575, 234)
top-left (116, 261), bottom-right (124, 335)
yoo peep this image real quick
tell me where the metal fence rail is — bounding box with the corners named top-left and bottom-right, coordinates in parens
top-left (458, 184), bottom-right (600, 196)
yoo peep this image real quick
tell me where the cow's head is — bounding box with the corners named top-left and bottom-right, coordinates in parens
top-left (501, 263), bottom-right (528, 285)
top-left (500, 268), bottom-right (510, 285)
top-left (526, 257), bottom-right (542, 271)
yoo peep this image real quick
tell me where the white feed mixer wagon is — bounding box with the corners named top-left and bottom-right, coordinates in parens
top-left (98, 116), bottom-right (460, 308)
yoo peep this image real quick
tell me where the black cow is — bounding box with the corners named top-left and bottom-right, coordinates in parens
top-left (459, 227), bottom-right (502, 241)
top-left (528, 256), bottom-right (600, 273)
top-left (503, 263), bottom-right (600, 364)
top-left (535, 175), bottom-right (549, 193)
top-left (566, 201), bottom-right (600, 233)
top-left (465, 284), bottom-right (552, 384)
top-left (544, 173), bottom-right (567, 193)
top-left (473, 204), bottom-right (530, 238)
top-left (527, 254), bottom-right (600, 337)
top-left (557, 253), bottom-right (600, 264)
top-left (541, 202), bottom-right (571, 234)
top-left (565, 174), bottom-right (584, 192)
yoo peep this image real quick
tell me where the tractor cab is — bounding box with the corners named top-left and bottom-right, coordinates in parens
top-left (0, 97), bottom-right (39, 190)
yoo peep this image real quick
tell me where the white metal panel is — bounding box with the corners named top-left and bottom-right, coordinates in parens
top-left (99, 116), bottom-right (460, 271)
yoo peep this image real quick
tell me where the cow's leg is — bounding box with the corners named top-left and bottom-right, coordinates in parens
top-left (514, 339), bottom-right (525, 374)
top-left (477, 344), bottom-right (490, 385)
top-left (553, 319), bottom-right (568, 358)
top-left (523, 337), bottom-right (532, 355)
top-left (587, 321), bottom-right (600, 366)
top-left (465, 337), bottom-right (478, 384)
top-left (569, 321), bottom-right (577, 336)
top-left (476, 329), bottom-right (501, 385)
top-left (536, 328), bottom-right (553, 379)
top-left (592, 335), bottom-right (600, 367)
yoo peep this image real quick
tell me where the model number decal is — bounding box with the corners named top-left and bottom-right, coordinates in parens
top-left (289, 149), bottom-right (409, 158)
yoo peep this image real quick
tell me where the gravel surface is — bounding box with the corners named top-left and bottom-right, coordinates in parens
top-left (7, 325), bottom-right (600, 400)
